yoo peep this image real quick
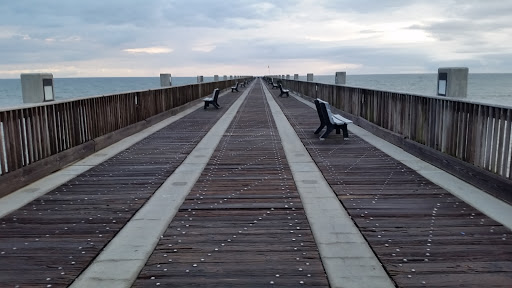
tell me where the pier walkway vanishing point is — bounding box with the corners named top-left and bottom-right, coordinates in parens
top-left (0, 79), bottom-right (511, 287)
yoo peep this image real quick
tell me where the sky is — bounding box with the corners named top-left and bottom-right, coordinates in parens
top-left (1, 0), bottom-right (511, 78)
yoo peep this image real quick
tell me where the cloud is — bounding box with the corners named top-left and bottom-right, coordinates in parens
top-left (0, 0), bottom-right (511, 78)
top-left (123, 47), bottom-right (174, 54)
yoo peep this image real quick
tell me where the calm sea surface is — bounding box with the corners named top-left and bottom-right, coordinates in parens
top-left (1, 74), bottom-right (511, 109)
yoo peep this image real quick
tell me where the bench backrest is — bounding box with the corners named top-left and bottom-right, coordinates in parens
top-left (314, 99), bottom-right (327, 125)
top-left (278, 83), bottom-right (285, 92)
top-left (317, 99), bottom-right (336, 125)
top-left (212, 88), bottom-right (220, 101)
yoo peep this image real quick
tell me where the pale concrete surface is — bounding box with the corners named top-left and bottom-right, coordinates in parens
top-left (70, 83), bottom-right (253, 288)
top-left (263, 82), bottom-right (395, 288)
top-left (293, 93), bottom-right (512, 231)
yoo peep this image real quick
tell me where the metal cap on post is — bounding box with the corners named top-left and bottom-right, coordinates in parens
top-left (21, 73), bottom-right (55, 104)
top-left (307, 73), bottom-right (314, 82)
top-left (437, 67), bottom-right (469, 98)
top-left (335, 72), bottom-right (346, 85)
top-left (160, 73), bottom-right (172, 87)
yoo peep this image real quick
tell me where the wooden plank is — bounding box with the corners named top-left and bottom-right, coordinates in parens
top-left (46, 104), bottom-right (57, 155)
top-left (504, 109), bottom-right (512, 178)
top-left (0, 112), bottom-right (6, 175)
top-left (484, 106), bottom-right (493, 170)
top-left (496, 108), bottom-right (506, 175)
top-left (490, 107), bottom-right (501, 173)
top-left (466, 103), bottom-right (477, 164)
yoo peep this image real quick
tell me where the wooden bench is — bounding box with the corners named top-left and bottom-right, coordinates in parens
top-left (314, 99), bottom-right (352, 139)
top-left (240, 80), bottom-right (247, 87)
top-left (278, 84), bottom-right (289, 97)
top-left (203, 88), bottom-right (220, 109)
top-left (231, 82), bottom-right (239, 92)
top-left (271, 81), bottom-right (279, 89)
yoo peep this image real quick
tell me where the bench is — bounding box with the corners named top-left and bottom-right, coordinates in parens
top-left (314, 99), bottom-right (352, 139)
top-left (231, 82), bottom-right (239, 92)
top-left (203, 88), bottom-right (220, 109)
top-left (240, 80), bottom-right (247, 87)
top-left (271, 81), bottom-right (279, 89)
top-left (278, 84), bottom-right (289, 97)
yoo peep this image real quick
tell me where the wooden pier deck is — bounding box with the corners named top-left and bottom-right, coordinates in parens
top-left (0, 79), bottom-right (511, 287)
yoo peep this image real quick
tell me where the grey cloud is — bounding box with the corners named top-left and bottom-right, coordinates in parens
top-left (320, 0), bottom-right (422, 13)
top-left (159, 0), bottom-right (295, 28)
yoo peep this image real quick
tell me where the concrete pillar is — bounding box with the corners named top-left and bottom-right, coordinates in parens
top-left (21, 73), bottom-right (55, 104)
top-left (214, 75), bottom-right (219, 81)
top-left (197, 75), bottom-right (203, 83)
top-left (335, 72), bottom-right (346, 85)
top-left (230, 75), bottom-right (233, 80)
top-left (286, 74), bottom-right (290, 80)
top-left (437, 67), bottom-right (468, 98)
top-left (294, 74), bottom-right (299, 80)
top-left (160, 73), bottom-right (172, 87)
top-left (307, 73), bottom-right (314, 82)
top-left (223, 75), bottom-right (227, 81)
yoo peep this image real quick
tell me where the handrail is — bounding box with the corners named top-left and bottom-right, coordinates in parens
top-left (0, 79), bottom-right (249, 177)
top-left (277, 78), bottom-right (512, 182)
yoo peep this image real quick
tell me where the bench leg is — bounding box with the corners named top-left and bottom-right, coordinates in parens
top-left (314, 124), bottom-right (325, 134)
top-left (342, 124), bottom-right (349, 138)
top-left (204, 102), bottom-right (209, 109)
top-left (320, 126), bottom-right (335, 139)
top-left (213, 102), bottom-right (220, 109)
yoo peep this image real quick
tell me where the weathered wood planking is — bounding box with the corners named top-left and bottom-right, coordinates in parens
top-left (270, 89), bottom-right (512, 288)
top-left (0, 92), bottom-right (242, 287)
top-left (133, 83), bottom-right (329, 287)
top-left (280, 79), bottom-right (512, 203)
top-left (280, 79), bottom-right (512, 182)
top-left (0, 79), bottom-right (248, 179)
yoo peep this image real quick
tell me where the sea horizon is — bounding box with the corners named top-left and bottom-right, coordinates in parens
top-left (1, 73), bottom-right (511, 109)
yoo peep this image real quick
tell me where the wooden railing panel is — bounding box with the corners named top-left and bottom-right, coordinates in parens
top-left (279, 78), bottom-right (512, 182)
top-left (0, 78), bottom-right (249, 178)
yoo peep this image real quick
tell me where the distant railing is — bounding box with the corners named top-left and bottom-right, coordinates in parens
top-left (0, 79), bottom-right (247, 177)
top-left (278, 78), bottom-right (512, 182)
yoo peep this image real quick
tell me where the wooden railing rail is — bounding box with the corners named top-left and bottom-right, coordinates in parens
top-left (0, 79), bottom-right (247, 179)
top-left (276, 78), bottom-right (511, 201)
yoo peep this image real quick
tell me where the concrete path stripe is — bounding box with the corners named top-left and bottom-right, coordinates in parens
top-left (262, 82), bottom-right (395, 288)
top-left (69, 84), bottom-right (253, 288)
top-left (0, 91), bottom-right (229, 219)
top-left (292, 93), bottom-right (512, 231)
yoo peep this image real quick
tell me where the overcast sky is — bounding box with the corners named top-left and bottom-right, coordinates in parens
top-left (1, 0), bottom-right (511, 78)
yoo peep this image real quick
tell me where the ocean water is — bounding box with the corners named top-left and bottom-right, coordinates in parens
top-left (0, 77), bottom-right (212, 109)
top-left (306, 73), bottom-right (512, 107)
top-left (1, 74), bottom-right (511, 109)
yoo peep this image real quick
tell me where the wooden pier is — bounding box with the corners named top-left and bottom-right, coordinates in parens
top-left (0, 79), bottom-right (511, 287)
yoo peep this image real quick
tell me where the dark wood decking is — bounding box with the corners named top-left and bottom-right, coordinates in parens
top-left (269, 87), bottom-right (512, 287)
top-left (0, 92), bottom-right (242, 287)
top-left (0, 80), bottom-right (510, 287)
top-left (133, 83), bottom-right (329, 287)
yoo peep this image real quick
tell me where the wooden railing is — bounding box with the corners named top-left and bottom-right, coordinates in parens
top-left (0, 79), bottom-right (246, 179)
top-left (277, 78), bottom-right (512, 198)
